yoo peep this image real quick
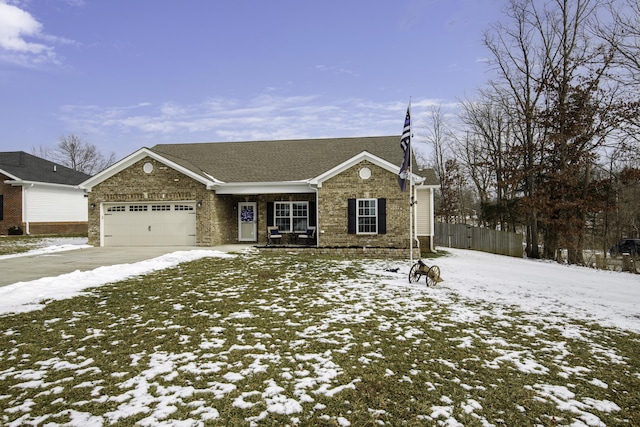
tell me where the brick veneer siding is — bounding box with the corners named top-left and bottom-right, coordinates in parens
top-left (27, 222), bottom-right (88, 235)
top-left (0, 174), bottom-right (23, 235)
top-left (86, 158), bottom-right (318, 247)
top-left (260, 246), bottom-right (410, 259)
top-left (208, 193), bottom-right (317, 246)
top-left (86, 157), bottom-right (428, 255)
top-left (417, 235), bottom-right (434, 256)
top-left (87, 157), bottom-right (216, 246)
top-left (317, 160), bottom-right (411, 253)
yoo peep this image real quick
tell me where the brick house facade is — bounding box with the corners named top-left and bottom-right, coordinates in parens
top-left (1, 152), bottom-right (90, 236)
top-left (317, 160), bottom-right (409, 248)
top-left (0, 173), bottom-right (23, 231)
top-left (81, 137), bottom-right (439, 257)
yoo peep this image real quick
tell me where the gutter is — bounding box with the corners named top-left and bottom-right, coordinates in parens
top-left (5, 179), bottom-right (84, 190)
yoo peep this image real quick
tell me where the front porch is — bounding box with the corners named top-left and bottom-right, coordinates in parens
top-left (215, 193), bottom-right (317, 247)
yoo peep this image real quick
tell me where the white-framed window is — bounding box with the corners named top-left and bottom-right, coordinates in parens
top-left (129, 205), bottom-right (148, 212)
top-left (357, 199), bottom-right (377, 234)
top-left (274, 201), bottom-right (308, 232)
top-left (152, 205), bottom-right (171, 211)
top-left (107, 205), bottom-right (126, 212)
top-left (174, 205), bottom-right (194, 211)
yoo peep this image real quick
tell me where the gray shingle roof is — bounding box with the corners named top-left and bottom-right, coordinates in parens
top-left (0, 152), bottom-right (91, 185)
top-left (150, 136), bottom-right (438, 185)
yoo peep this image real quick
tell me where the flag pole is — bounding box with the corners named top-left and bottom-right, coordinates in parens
top-left (398, 98), bottom-right (413, 269)
top-left (408, 98), bottom-right (413, 268)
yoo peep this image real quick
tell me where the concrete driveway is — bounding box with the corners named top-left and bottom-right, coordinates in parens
top-left (0, 245), bottom-right (252, 287)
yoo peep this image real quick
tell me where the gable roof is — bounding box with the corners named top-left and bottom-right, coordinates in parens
top-left (0, 152), bottom-right (91, 186)
top-left (81, 136), bottom-right (439, 193)
top-left (150, 136), bottom-right (408, 183)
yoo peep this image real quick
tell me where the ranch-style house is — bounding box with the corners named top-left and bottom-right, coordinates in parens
top-left (80, 136), bottom-right (439, 258)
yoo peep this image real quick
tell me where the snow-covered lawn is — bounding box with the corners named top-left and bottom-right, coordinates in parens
top-left (1, 243), bottom-right (639, 426)
top-left (0, 236), bottom-right (90, 258)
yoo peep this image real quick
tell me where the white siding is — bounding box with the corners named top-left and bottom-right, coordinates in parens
top-left (415, 187), bottom-right (433, 236)
top-left (24, 185), bottom-right (88, 222)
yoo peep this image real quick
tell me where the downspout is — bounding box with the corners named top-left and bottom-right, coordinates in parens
top-left (430, 186), bottom-right (436, 252)
top-left (23, 184), bottom-right (32, 235)
top-left (308, 182), bottom-right (319, 247)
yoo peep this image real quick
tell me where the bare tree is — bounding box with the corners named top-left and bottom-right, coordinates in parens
top-left (482, 0), bottom-right (637, 263)
top-left (594, 0), bottom-right (640, 148)
top-left (458, 91), bottom-right (521, 230)
top-left (425, 106), bottom-right (451, 190)
top-left (483, 0), bottom-right (552, 258)
top-left (595, 0), bottom-right (640, 84)
top-left (437, 158), bottom-right (469, 223)
top-left (33, 134), bottom-right (116, 176)
top-left (424, 106), bottom-right (467, 223)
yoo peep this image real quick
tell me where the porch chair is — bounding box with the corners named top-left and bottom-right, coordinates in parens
top-left (297, 226), bottom-right (316, 245)
top-left (267, 226), bottom-right (282, 245)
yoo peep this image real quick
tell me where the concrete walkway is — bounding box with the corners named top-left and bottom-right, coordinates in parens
top-left (0, 245), bottom-right (253, 287)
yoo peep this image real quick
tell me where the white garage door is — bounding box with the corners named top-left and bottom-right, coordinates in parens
top-left (103, 202), bottom-right (196, 246)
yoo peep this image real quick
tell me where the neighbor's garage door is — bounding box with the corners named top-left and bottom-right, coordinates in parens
top-left (103, 202), bottom-right (196, 246)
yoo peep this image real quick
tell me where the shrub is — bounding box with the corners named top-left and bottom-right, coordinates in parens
top-left (8, 226), bottom-right (23, 235)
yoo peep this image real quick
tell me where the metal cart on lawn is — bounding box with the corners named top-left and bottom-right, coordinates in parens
top-left (408, 259), bottom-right (441, 287)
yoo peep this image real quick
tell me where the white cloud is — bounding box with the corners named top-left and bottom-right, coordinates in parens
top-left (0, 1), bottom-right (70, 66)
top-left (57, 93), bottom-right (458, 160)
top-left (60, 95), bottom-right (395, 141)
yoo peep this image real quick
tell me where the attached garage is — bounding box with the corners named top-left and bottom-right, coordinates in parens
top-left (102, 202), bottom-right (196, 246)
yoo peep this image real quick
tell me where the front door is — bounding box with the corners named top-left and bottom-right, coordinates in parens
top-left (238, 202), bottom-right (257, 242)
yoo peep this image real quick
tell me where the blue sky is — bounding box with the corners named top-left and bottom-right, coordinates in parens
top-left (1, 0), bottom-right (503, 161)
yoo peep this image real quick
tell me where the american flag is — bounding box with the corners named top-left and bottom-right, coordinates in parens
top-left (398, 105), bottom-right (411, 192)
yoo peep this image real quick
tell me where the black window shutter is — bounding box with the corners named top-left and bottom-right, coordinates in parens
top-left (347, 199), bottom-right (356, 234)
top-left (308, 201), bottom-right (316, 227)
top-left (377, 198), bottom-right (386, 234)
top-left (0, 195), bottom-right (3, 221)
top-left (267, 202), bottom-right (274, 227)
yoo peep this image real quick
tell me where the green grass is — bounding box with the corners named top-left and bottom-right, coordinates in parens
top-left (1, 251), bottom-right (638, 426)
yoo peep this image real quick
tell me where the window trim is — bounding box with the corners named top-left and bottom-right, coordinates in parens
top-left (273, 201), bottom-right (309, 233)
top-left (348, 198), bottom-right (386, 235)
top-left (356, 198), bottom-right (378, 234)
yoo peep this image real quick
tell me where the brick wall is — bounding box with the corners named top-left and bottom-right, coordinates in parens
top-left (27, 222), bottom-right (88, 235)
top-left (208, 193), bottom-right (237, 245)
top-left (318, 161), bottom-right (411, 249)
top-left (0, 175), bottom-right (23, 235)
top-left (260, 246), bottom-right (411, 259)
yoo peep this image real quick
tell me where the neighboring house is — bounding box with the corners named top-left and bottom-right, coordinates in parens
top-left (80, 136), bottom-right (439, 257)
top-left (0, 152), bottom-right (91, 235)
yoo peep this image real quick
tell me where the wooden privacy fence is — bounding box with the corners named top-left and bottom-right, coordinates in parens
top-left (435, 222), bottom-right (523, 258)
